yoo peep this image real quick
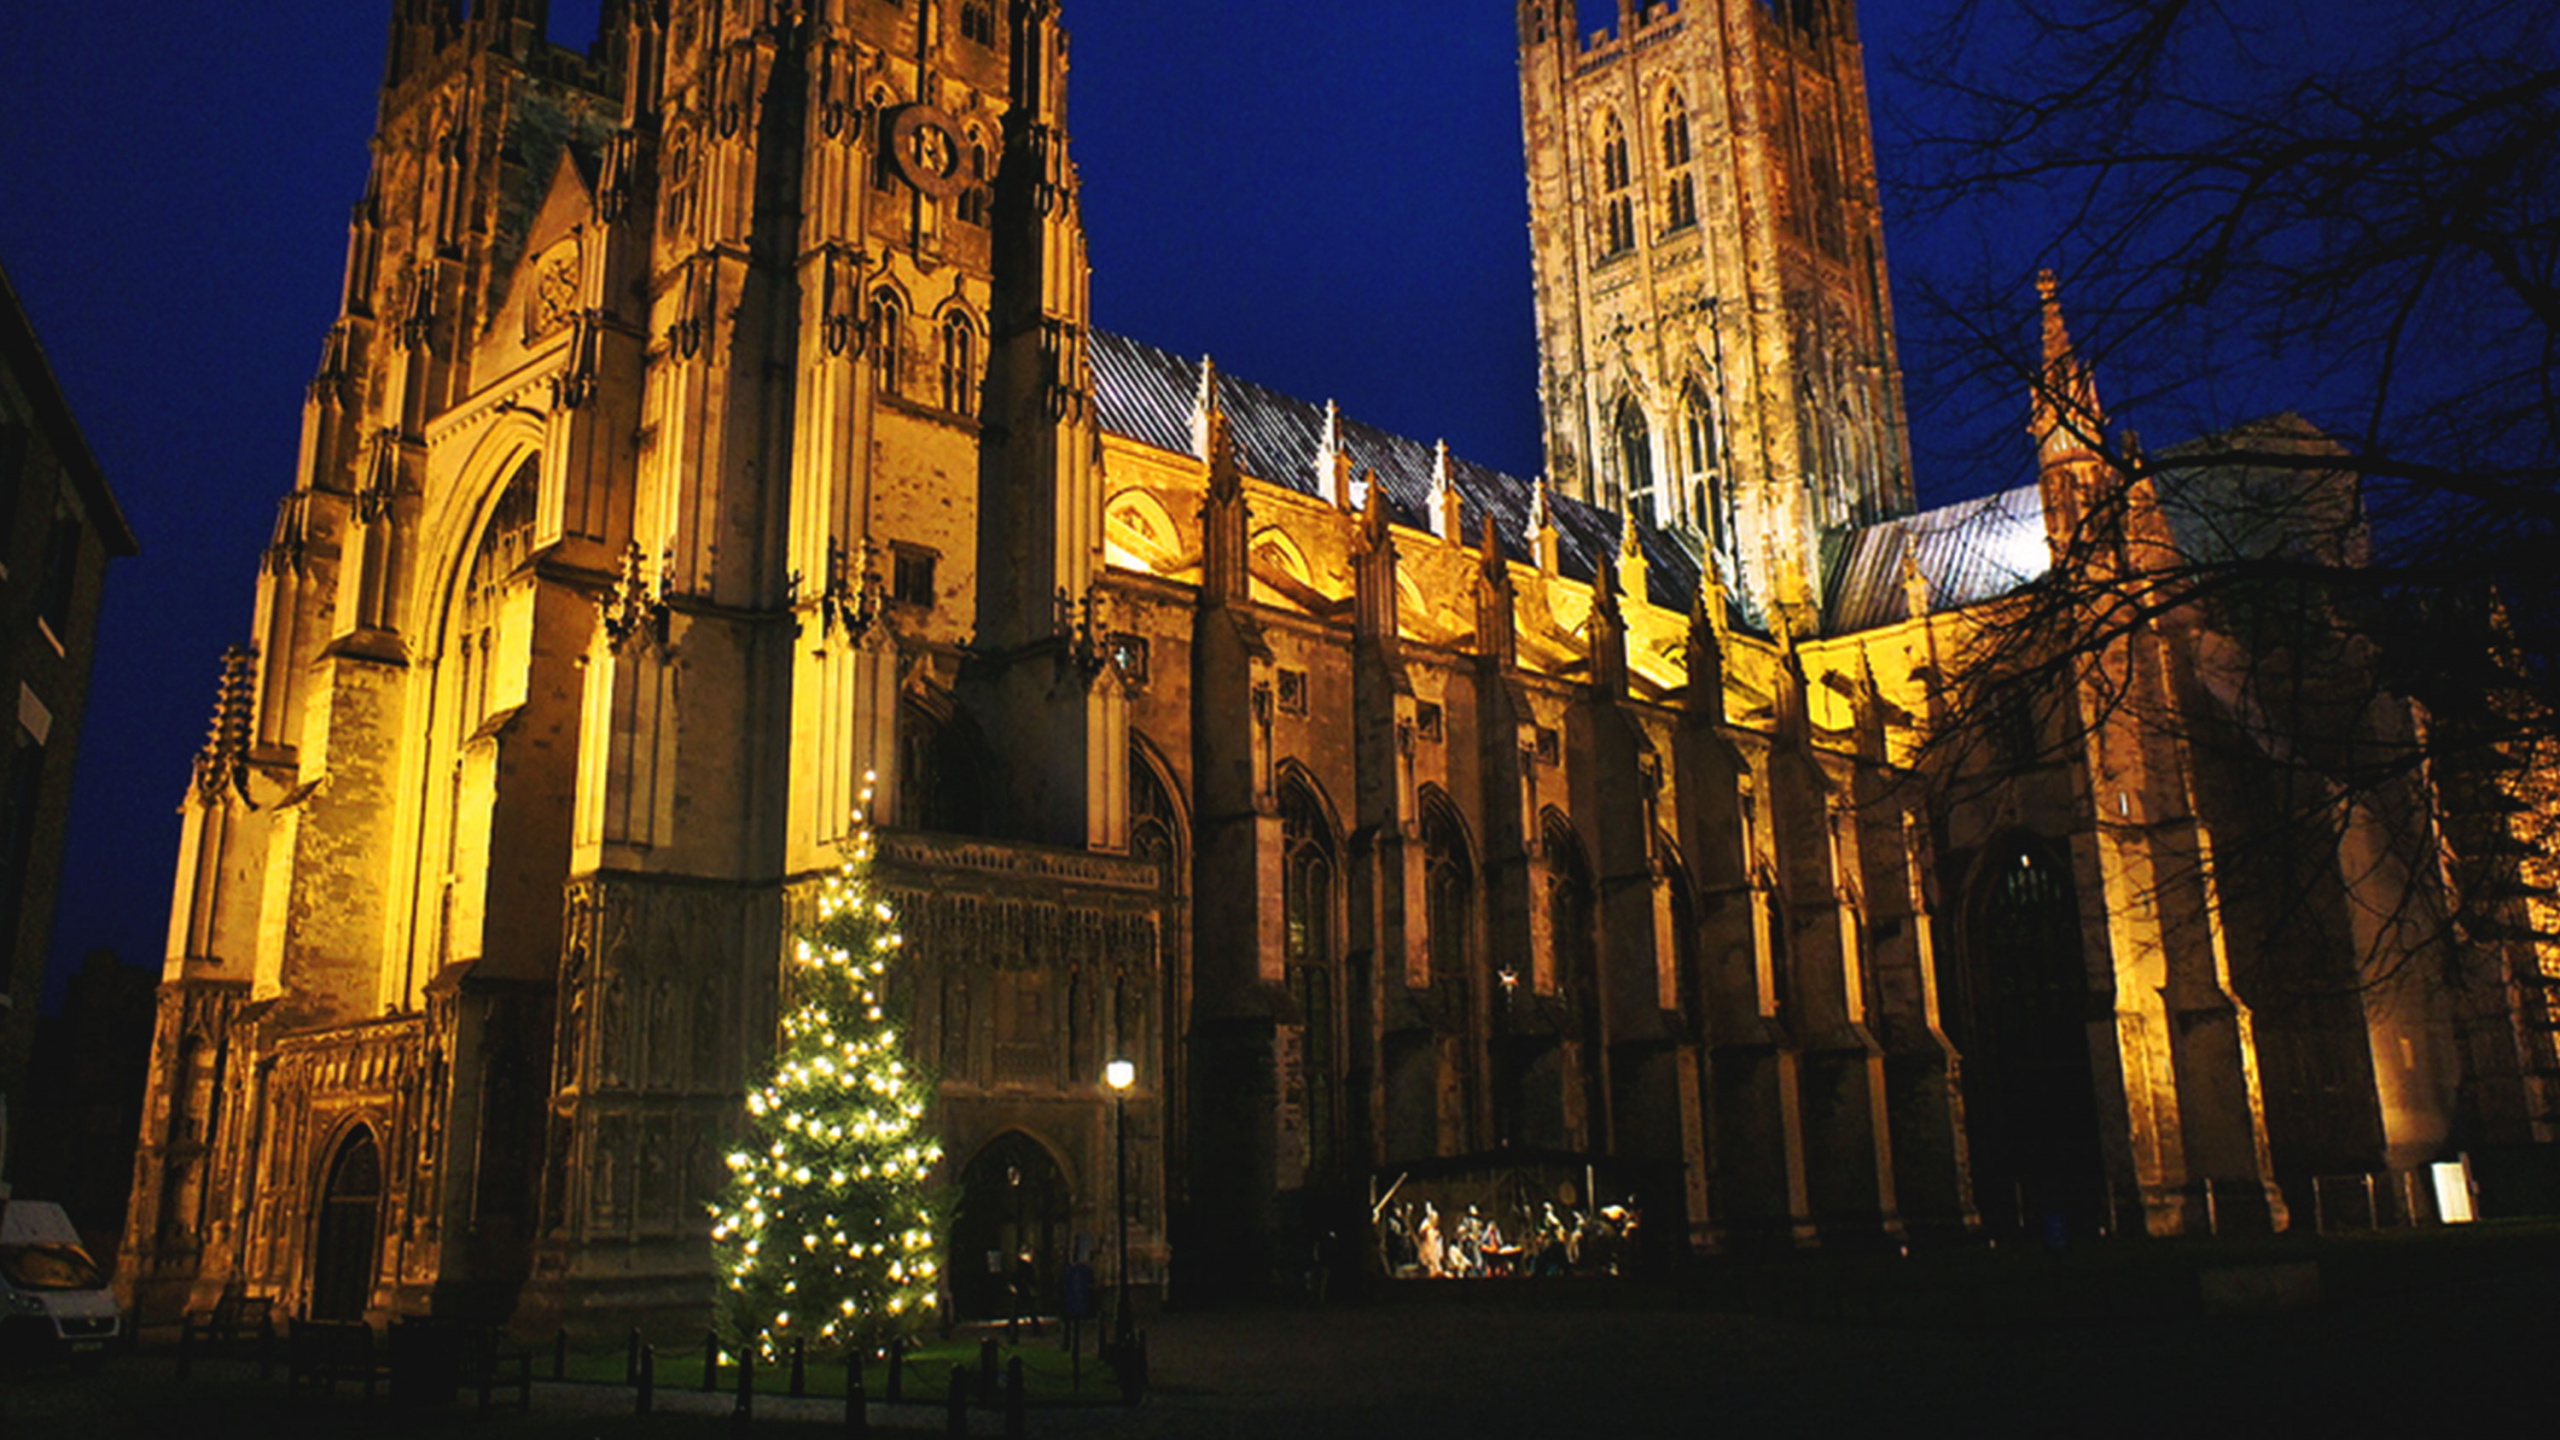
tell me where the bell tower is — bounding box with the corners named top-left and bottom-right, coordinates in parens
top-left (1519, 0), bottom-right (1913, 631)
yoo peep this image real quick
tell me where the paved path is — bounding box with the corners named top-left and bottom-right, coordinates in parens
top-left (5, 1259), bottom-right (2552, 1438)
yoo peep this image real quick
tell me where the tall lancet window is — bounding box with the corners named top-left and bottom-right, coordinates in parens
top-left (1598, 111), bottom-right (1635, 258)
top-left (456, 462), bottom-right (538, 732)
top-left (1661, 88), bottom-right (1698, 232)
top-left (1682, 384), bottom-right (1738, 581)
top-left (870, 293), bottom-right (905, 397)
top-left (1282, 781), bottom-right (1341, 1182)
top-left (1616, 397), bottom-right (1656, 526)
top-left (939, 313), bottom-right (976, 416)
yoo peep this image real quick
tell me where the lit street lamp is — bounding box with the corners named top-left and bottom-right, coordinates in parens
top-left (1104, 1057), bottom-right (1136, 1348)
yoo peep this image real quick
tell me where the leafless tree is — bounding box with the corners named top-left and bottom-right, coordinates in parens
top-left (1883, 0), bottom-right (2560, 1019)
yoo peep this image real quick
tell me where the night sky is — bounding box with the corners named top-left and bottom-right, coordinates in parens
top-left (0, 1), bottom-right (2021, 1006)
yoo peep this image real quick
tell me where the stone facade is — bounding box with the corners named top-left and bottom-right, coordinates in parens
top-left (122, 0), bottom-right (2558, 1334)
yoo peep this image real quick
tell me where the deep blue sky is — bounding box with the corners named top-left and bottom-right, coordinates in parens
top-left (0, 1), bottom-right (2004, 1006)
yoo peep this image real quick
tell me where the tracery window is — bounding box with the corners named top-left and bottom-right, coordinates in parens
top-left (1661, 88), bottom-right (1698, 232)
top-left (1421, 796), bottom-right (1473, 998)
top-left (957, 145), bottom-right (993, 227)
top-left (456, 462), bottom-right (537, 731)
top-left (1542, 814), bottom-right (1605, 1147)
top-left (1681, 383), bottom-right (1739, 582)
top-left (1597, 111), bottom-right (1636, 258)
top-left (1282, 780), bottom-right (1340, 1179)
top-left (870, 293), bottom-right (906, 396)
top-left (959, 2), bottom-right (996, 46)
top-left (940, 313), bottom-right (976, 416)
top-left (1616, 396), bottom-right (1656, 526)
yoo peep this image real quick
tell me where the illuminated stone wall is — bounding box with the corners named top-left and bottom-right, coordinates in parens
top-left (117, 0), bottom-right (2552, 1334)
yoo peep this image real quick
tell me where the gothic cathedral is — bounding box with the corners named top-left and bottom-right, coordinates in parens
top-left (121, 0), bottom-right (2557, 1333)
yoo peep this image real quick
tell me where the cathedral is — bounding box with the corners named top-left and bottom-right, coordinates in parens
top-left (120, 0), bottom-right (2559, 1333)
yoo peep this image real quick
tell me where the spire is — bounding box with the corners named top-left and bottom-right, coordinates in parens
top-left (1590, 546), bottom-right (1629, 697)
top-left (1191, 354), bottom-right (1222, 461)
top-left (1318, 400), bottom-right (1358, 509)
top-left (1684, 563), bottom-right (1728, 723)
top-left (1476, 510), bottom-right (1519, 670)
top-left (1200, 359), bottom-right (1250, 605)
top-left (1429, 440), bottom-right (1464, 541)
top-left (2033, 269), bottom-right (2105, 467)
top-left (1524, 474), bottom-right (1560, 572)
top-left (1617, 509), bottom-right (1648, 612)
top-left (1899, 527), bottom-right (1932, 620)
top-left (1354, 474), bottom-right (1400, 649)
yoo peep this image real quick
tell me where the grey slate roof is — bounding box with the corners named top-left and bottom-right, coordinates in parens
top-left (1093, 329), bottom-right (2058, 636)
top-left (1823, 484), bottom-right (2051, 633)
top-left (1091, 331), bottom-right (1702, 611)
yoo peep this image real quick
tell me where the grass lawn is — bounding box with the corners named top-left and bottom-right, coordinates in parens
top-left (551, 1322), bottom-right (1132, 1406)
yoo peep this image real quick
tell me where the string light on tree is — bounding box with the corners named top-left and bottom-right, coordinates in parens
top-left (711, 776), bottom-right (944, 1360)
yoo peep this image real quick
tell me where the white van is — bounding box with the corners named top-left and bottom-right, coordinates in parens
top-left (0, 1198), bottom-right (120, 1362)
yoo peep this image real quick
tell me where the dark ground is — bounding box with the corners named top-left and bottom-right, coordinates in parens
top-left (6, 1226), bottom-right (2553, 1438)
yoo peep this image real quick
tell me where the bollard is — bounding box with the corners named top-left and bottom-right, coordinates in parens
top-left (1006, 1357), bottom-right (1026, 1440)
top-left (845, 1353), bottom-right (870, 1438)
top-left (790, 1336), bottom-right (807, 1397)
top-left (176, 1315), bottom-right (195, 1382)
top-left (980, 1337), bottom-right (999, 1392)
top-left (886, 1339), bottom-right (905, 1402)
top-left (1118, 1329), bottom-right (1148, 1406)
top-left (703, 1329), bottom-right (721, 1392)
top-left (627, 1327), bottom-right (643, 1386)
top-left (555, 1328), bottom-right (569, 1380)
top-left (734, 1347), bottom-right (755, 1425)
top-left (638, 1345), bottom-right (657, 1415)
top-left (257, 1313), bottom-right (277, 1384)
top-left (946, 1367), bottom-right (969, 1439)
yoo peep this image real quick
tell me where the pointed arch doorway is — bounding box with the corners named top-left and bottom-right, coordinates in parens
top-left (952, 1132), bottom-right (1072, 1321)
top-left (309, 1126), bottom-right (383, 1321)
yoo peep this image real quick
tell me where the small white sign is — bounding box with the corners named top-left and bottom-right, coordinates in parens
top-left (2431, 1157), bottom-right (2477, 1224)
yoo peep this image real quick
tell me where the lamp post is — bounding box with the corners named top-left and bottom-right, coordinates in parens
top-left (1104, 1058), bottom-right (1136, 1348)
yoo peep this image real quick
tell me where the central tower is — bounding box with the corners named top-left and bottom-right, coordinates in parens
top-left (1519, 0), bottom-right (1912, 630)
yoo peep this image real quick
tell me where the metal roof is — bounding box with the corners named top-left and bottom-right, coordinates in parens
top-left (1823, 483), bottom-right (2050, 633)
top-left (1091, 331), bottom-right (1702, 610)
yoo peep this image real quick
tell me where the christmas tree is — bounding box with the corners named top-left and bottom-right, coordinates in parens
top-left (713, 806), bottom-right (944, 1359)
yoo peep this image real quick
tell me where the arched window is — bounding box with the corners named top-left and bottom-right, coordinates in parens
top-left (1661, 88), bottom-right (1698, 231)
top-left (1421, 797), bottom-right (1473, 998)
top-left (940, 313), bottom-right (976, 416)
top-left (1282, 780), bottom-right (1340, 1180)
top-left (1597, 111), bottom-right (1636, 258)
top-left (959, 2), bottom-right (996, 46)
top-left (1542, 814), bottom-right (1606, 1148)
top-left (1681, 384), bottom-right (1738, 581)
top-left (1961, 836), bottom-right (2106, 1224)
top-left (957, 144), bottom-right (993, 227)
top-left (870, 293), bottom-right (905, 396)
top-left (1616, 396), bottom-right (1656, 527)
top-left (1132, 752), bottom-right (1180, 877)
top-left (456, 461), bottom-right (537, 734)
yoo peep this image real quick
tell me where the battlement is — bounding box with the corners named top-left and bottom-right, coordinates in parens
top-left (386, 0), bottom-right (623, 101)
top-left (1538, 0), bottom-right (1839, 63)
